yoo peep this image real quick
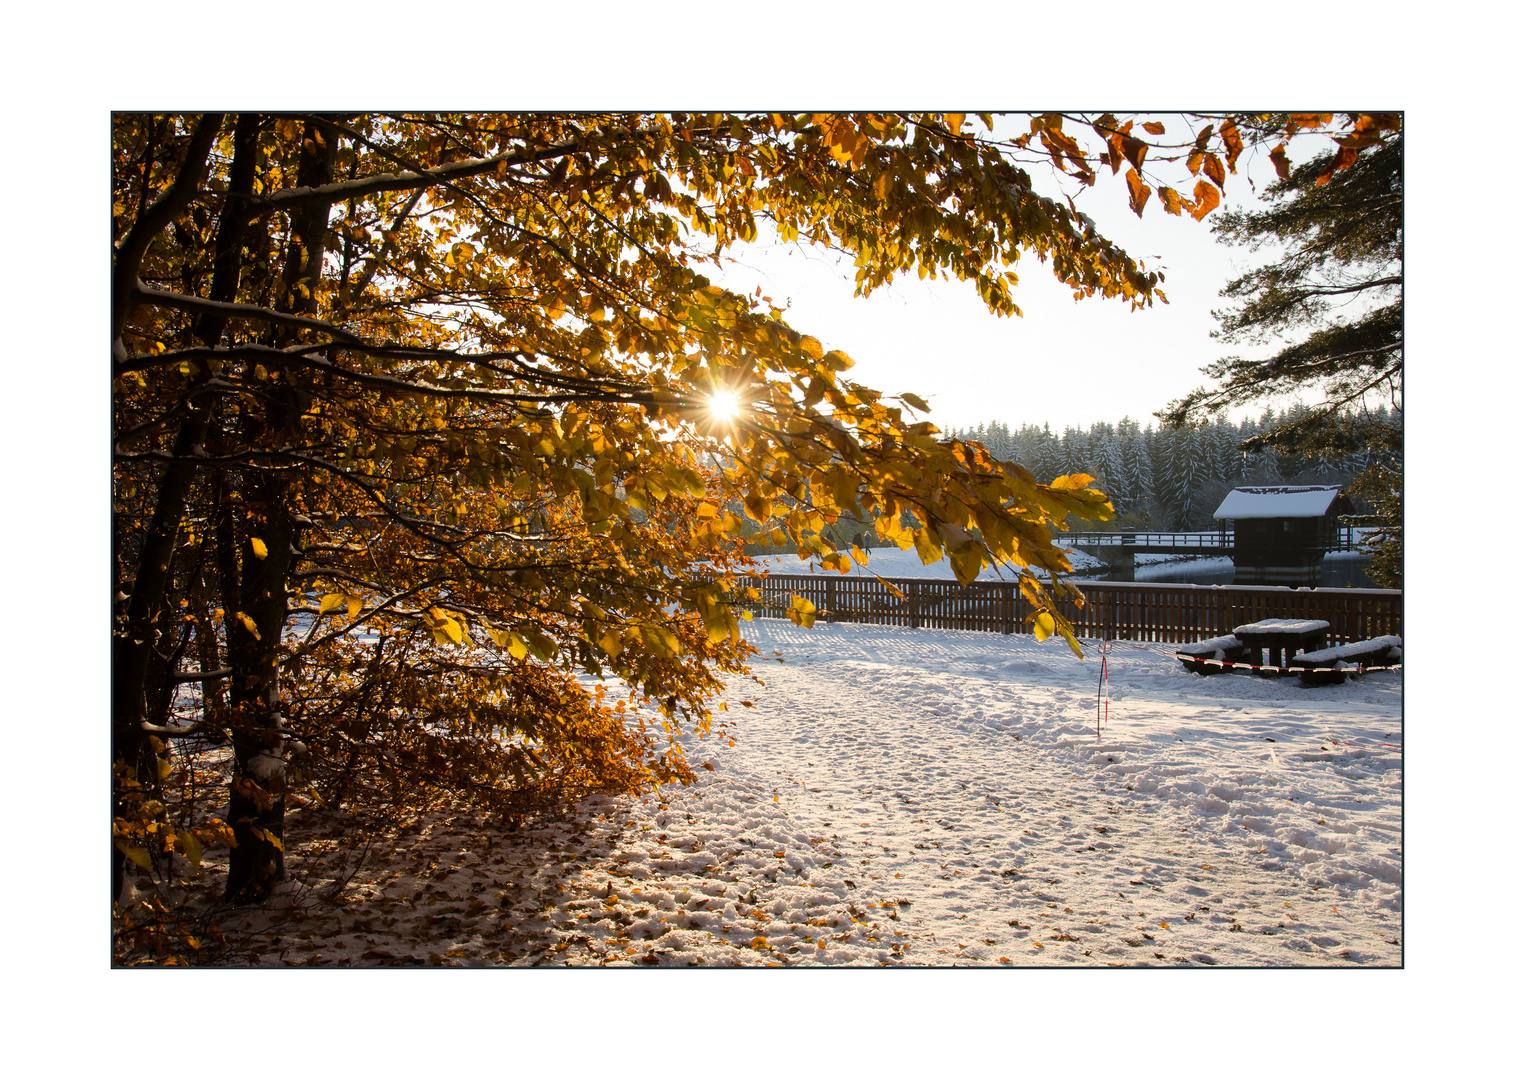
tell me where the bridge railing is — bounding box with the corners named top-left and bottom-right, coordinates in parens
top-left (1058, 526), bottom-right (1363, 552)
top-left (1059, 530), bottom-right (1229, 548)
top-left (736, 574), bottom-right (1402, 647)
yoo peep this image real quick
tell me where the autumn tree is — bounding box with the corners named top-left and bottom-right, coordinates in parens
top-left (117, 111), bottom-right (1352, 913)
top-left (1159, 115), bottom-right (1403, 585)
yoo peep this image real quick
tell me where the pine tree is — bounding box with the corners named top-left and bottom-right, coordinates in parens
top-left (1089, 422), bottom-right (1124, 515)
top-left (1155, 424), bottom-right (1208, 530)
top-left (1161, 123), bottom-right (1402, 584)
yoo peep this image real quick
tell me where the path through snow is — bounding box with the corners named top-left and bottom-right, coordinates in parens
top-left (187, 618), bottom-right (1401, 967)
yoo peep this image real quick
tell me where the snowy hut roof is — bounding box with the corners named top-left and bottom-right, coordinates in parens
top-left (1212, 485), bottom-right (1346, 520)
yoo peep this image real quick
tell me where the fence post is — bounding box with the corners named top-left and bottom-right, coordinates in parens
top-left (825, 577), bottom-right (835, 623)
top-left (908, 581), bottom-right (919, 628)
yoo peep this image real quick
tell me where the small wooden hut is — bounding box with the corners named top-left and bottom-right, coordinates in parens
top-left (1211, 485), bottom-right (1354, 585)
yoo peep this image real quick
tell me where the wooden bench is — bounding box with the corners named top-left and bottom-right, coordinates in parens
top-left (1292, 636), bottom-right (1403, 686)
top-left (1177, 634), bottom-right (1250, 675)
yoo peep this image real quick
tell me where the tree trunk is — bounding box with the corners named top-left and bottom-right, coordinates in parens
top-left (223, 116), bottom-right (336, 904)
top-left (111, 412), bottom-right (205, 904)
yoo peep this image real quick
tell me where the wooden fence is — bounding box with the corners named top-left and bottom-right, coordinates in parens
top-left (737, 574), bottom-right (1402, 647)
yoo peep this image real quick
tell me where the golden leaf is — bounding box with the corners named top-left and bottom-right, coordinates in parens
top-left (1269, 143), bottom-right (1292, 180)
top-left (1202, 152), bottom-right (1225, 192)
top-left (1126, 169), bottom-right (1151, 218)
top-left (118, 844), bottom-right (154, 871)
top-left (1191, 180), bottom-right (1220, 221)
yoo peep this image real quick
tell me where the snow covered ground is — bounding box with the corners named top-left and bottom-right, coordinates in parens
top-left (159, 615), bottom-right (1401, 970)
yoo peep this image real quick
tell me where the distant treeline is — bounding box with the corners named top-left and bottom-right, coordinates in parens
top-left (945, 404), bottom-right (1401, 532)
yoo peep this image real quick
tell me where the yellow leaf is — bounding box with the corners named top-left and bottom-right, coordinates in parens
top-left (598, 628), bottom-right (623, 658)
top-left (900, 392), bottom-right (931, 413)
top-left (249, 537), bottom-right (268, 560)
top-left (179, 830), bottom-right (203, 869)
top-left (346, 594), bottom-right (361, 618)
top-left (851, 544), bottom-right (869, 567)
top-left (786, 595), bottom-right (817, 629)
top-left (319, 593), bottom-right (346, 616)
top-left (943, 113), bottom-right (965, 136)
top-left (117, 843), bottom-right (153, 871)
top-left (798, 335), bottom-right (824, 360)
top-left (1033, 611), bottom-right (1055, 641)
top-left (236, 612), bottom-right (260, 641)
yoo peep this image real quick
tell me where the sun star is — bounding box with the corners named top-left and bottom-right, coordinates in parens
top-left (708, 390), bottom-right (740, 420)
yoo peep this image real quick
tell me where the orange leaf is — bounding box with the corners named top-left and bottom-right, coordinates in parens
top-left (1316, 144), bottom-right (1359, 186)
top-left (1141, 121), bottom-right (1165, 135)
top-left (1118, 134), bottom-right (1148, 175)
top-left (1202, 152), bottom-right (1225, 192)
top-left (1126, 168), bottom-right (1152, 218)
top-left (1158, 186), bottom-right (1186, 216)
top-left (1269, 143), bottom-right (1292, 180)
top-left (1186, 150), bottom-right (1204, 175)
top-left (1288, 112), bottom-right (1333, 130)
top-left (1219, 118), bottom-right (1243, 172)
top-left (1191, 180), bottom-right (1220, 221)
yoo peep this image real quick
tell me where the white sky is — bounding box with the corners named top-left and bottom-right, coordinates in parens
top-left (709, 116), bottom-right (1343, 435)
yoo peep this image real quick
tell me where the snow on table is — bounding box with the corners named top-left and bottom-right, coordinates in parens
top-left (1233, 619), bottom-right (1332, 635)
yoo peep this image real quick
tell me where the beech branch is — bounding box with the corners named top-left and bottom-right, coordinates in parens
top-left (113, 113), bottom-right (225, 342)
top-left (231, 134), bottom-right (587, 215)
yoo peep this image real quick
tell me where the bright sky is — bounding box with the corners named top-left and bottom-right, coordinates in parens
top-left (710, 116), bottom-right (1337, 435)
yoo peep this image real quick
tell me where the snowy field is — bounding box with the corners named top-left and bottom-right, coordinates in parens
top-left (167, 615), bottom-right (1402, 971)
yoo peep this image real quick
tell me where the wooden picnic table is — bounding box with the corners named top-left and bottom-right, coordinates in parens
top-left (1232, 618), bottom-right (1331, 671)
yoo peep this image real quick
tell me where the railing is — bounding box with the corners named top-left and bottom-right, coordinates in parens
top-left (1057, 526), bottom-right (1363, 553)
top-left (1060, 530), bottom-right (1230, 548)
top-left (737, 574), bottom-right (1402, 647)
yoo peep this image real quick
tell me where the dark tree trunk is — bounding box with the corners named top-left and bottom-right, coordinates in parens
top-left (223, 116), bottom-right (336, 904)
top-left (111, 411), bottom-right (206, 903)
